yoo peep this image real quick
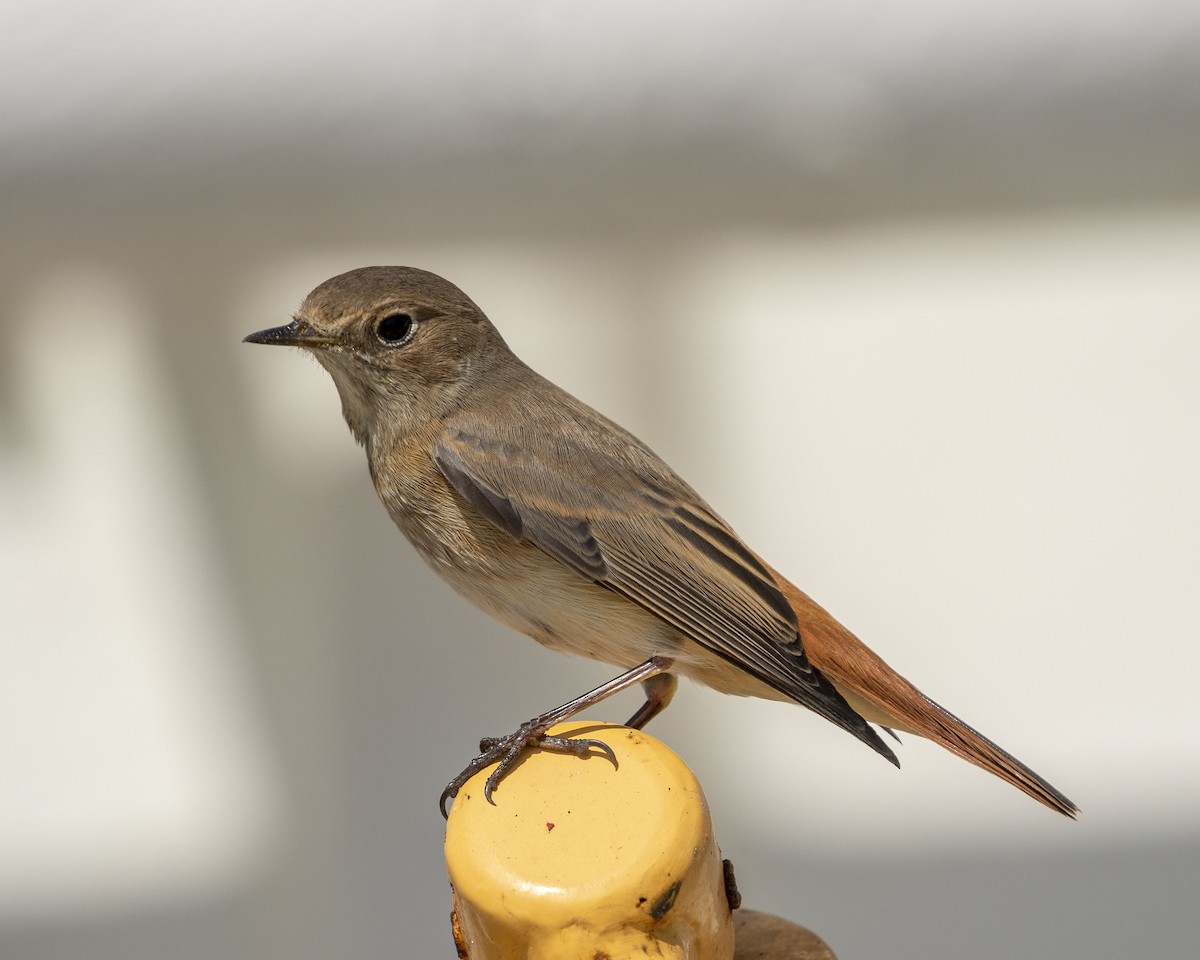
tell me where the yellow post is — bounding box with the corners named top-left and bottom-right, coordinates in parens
top-left (444, 721), bottom-right (837, 959)
top-left (445, 721), bottom-right (734, 960)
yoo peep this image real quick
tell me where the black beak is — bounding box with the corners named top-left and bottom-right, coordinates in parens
top-left (243, 318), bottom-right (335, 347)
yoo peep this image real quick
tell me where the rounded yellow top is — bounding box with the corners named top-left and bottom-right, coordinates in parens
top-left (445, 721), bottom-right (734, 960)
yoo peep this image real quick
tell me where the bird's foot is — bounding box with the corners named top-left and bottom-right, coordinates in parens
top-left (439, 720), bottom-right (617, 818)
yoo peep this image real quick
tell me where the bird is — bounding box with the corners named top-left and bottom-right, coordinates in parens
top-left (244, 265), bottom-right (1076, 819)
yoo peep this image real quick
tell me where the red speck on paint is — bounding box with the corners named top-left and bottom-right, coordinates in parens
top-left (546, 822), bottom-right (555, 832)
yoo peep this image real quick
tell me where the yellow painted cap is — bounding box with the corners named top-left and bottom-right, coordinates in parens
top-left (445, 721), bottom-right (735, 960)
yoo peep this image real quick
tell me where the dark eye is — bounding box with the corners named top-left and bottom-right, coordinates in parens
top-left (376, 313), bottom-right (414, 344)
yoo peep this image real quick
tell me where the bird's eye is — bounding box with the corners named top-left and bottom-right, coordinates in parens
top-left (376, 313), bottom-right (415, 344)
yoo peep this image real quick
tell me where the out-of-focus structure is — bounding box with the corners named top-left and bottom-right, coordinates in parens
top-left (3, 3), bottom-right (1199, 958)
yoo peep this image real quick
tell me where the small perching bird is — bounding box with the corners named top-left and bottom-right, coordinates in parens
top-left (245, 266), bottom-right (1077, 819)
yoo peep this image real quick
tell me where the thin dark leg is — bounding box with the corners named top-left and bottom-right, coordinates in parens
top-left (624, 672), bottom-right (678, 729)
top-left (440, 655), bottom-right (675, 817)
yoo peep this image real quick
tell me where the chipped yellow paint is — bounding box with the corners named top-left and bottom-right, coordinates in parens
top-left (445, 722), bottom-right (735, 960)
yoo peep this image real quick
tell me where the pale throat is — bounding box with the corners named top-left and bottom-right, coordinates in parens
top-left (315, 352), bottom-right (390, 447)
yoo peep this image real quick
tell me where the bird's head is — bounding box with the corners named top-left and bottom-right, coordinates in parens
top-left (245, 266), bottom-right (510, 445)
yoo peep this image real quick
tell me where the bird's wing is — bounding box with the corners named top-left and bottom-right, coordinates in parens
top-left (434, 424), bottom-right (895, 763)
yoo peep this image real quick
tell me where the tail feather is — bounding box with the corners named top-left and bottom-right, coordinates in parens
top-left (765, 564), bottom-right (1078, 818)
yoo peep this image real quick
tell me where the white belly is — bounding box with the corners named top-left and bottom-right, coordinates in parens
top-left (436, 539), bottom-right (677, 669)
top-left (380, 478), bottom-right (786, 703)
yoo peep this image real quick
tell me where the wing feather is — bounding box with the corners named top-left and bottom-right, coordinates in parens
top-left (435, 424), bottom-right (894, 761)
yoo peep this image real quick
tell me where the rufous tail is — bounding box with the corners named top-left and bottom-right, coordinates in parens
top-left (765, 563), bottom-right (1078, 818)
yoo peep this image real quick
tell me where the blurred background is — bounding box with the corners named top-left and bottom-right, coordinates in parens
top-left (3, 2), bottom-right (1199, 957)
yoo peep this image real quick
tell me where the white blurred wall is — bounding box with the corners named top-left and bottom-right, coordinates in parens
top-left (3, 3), bottom-right (1199, 959)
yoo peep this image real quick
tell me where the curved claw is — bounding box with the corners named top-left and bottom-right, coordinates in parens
top-left (569, 736), bottom-right (617, 768)
top-left (439, 728), bottom-right (620, 818)
top-left (440, 748), bottom-right (502, 816)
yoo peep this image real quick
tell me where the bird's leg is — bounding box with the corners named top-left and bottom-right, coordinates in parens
top-left (440, 655), bottom-right (675, 817)
top-left (624, 671), bottom-right (678, 729)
